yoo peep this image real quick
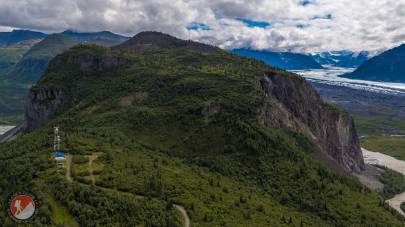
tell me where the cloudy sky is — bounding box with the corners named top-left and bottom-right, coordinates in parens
top-left (0, 0), bottom-right (404, 53)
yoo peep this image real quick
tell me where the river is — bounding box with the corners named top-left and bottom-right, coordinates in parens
top-left (0, 126), bottom-right (14, 135)
top-left (362, 148), bottom-right (405, 215)
top-left (291, 67), bottom-right (405, 96)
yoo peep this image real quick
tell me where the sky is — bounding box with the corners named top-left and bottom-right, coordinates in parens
top-left (0, 0), bottom-right (404, 54)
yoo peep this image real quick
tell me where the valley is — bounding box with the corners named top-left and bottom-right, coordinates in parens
top-left (0, 31), bottom-right (403, 226)
top-left (2, 1), bottom-right (405, 226)
top-left (293, 67), bottom-right (405, 135)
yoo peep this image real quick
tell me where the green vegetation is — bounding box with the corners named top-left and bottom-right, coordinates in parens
top-left (46, 195), bottom-right (78, 226)
top-left (0, 42), bottom-right (33, 120)
top-left (0, 43), bottom-right (403, 226)
top-left (401, 202), bottom-right (405, 212)
top-left (0, 84), bottom-right (28, 120)
top-left (7, 34), bottom-right (78, 85)
top-left (361, 135), bottom-right (405, 160)
top-left (355, 116), bottom-right (405, 136)
top-left (0, 45), bottom-right (30, 76)
top-left (379, 167), bottom-right (405, 199)
top-left (19, 34), bottom-right (76, 62)
top-left (0, 35), bottom-right (77, 120)
top-left (0, 115), bottom-right (23, 125)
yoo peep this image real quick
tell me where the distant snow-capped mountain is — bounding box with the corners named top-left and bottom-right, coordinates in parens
top-left (230, 49), bottom-right (323, 70)
top-left (311, 51), bottom-right (369, 68)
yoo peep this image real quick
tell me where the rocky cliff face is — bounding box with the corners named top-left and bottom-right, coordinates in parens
top-left (53, 47), bottom-right (129, 73)
top-left (23, 87), bottom-right (67, 132)
top-left (0, 86), bottom-right (66, 142)
top-left (259, 71), bottom-right (365, 173)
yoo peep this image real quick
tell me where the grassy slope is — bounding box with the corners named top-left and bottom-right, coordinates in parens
top-left (361, 135), bottom-right (405, 160)
top-left (355, 115), bottom-right (405, 162)
top-left (355, 116), bottom-right (405, 136)
top-left (0, 45), bottom-right (402, 226)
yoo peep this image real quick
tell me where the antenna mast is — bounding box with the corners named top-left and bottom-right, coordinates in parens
top-left (54, 126), bottom-right (60, 152)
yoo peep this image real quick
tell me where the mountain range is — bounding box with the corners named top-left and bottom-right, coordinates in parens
top-left (311, 51), bottom-right (369, 68)
top-left (230, 49), bottom-right (323, 70)
top-left (0, 29), bottom-right (46, 47)
top-left (5, 34), bottom-right (78, 84)
top-left (0, 31), bottom-right (401, 226)
top-left (62, 30), bottom-right (128, 46)
top-left (341, 44), bottom-right (405, 82)
top-left (0, 30), bottom-right (128, 84)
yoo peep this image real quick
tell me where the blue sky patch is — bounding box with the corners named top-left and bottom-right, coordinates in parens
top-left (186, 22), bottom-right (211, 31)
top-left (312, 14), bottom-right (333, 20)
top-left (235, 17), bottom-right (270, 28)
top-left (296, 24), bottom-right (309, 29)
top-left (299, 0), bottom-right (311, 6)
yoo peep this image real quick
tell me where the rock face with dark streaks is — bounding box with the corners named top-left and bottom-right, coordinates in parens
top-left (24, 87), bottom-right (67, 132)
top-left (0, 87), bottom-right (67, 142)
top-left (258, 71), bottom-right (365, 172)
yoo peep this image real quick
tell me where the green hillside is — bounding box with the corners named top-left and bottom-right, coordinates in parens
top-left (6, 34), bottom-right (78, 85)
top-left (0, 35), bottom-right (76, 121)
top-left (0, 46), bottom-right (27, 72)
top-left (0, 41), bottom-right (39, 121)
top-left (0, 41), bottom-right (402, 226)
top-left (0, 41), bottom-right (34, 77)
top-left (0, 32), bottom-right (127, 120)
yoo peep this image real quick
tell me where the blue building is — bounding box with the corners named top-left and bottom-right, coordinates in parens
top-left (54, 151), bottom-right (65, 160)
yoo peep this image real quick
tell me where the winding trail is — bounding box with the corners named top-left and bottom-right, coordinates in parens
top-left (87, 154), bottom-right (98, 185)
top-left (174, 204), bottom-right (190, 227)
top-left (362, 148), bottom-right (405, 216)
top-left (65, 154), bottom-right (72, 182)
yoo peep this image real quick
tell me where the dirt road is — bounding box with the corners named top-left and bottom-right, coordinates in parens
top-left (174, 204), bottom-right (190, 227)
top-left (65, 154), bottom-right (72, 182)
top-left (87, 154), bottom-right (98, 185)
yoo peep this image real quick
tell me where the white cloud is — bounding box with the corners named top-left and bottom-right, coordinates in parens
top-left (0, 26), bottom-right (13, 32)
top-left (0, 0), bottom-right (404, 53)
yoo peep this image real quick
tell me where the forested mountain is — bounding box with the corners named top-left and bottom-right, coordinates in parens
top-left (230, 48), bottom-right (323, 70)
top-left (341, 44), bottom-right (405, 82)
top-left (0, 31), bottom-right (128, 121)
top-left (5, 34), bottom-right (78, 84)
top-left (62, 30), bottom-right (128, 46)
top-left (0, 40), bottom-right (41, 120)
top-left (3, 30), bottom-right (128, 85)
top-left (0, 40), bottom-right (39, 77)
top-left (0, 32), bottom-right (402, 226)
